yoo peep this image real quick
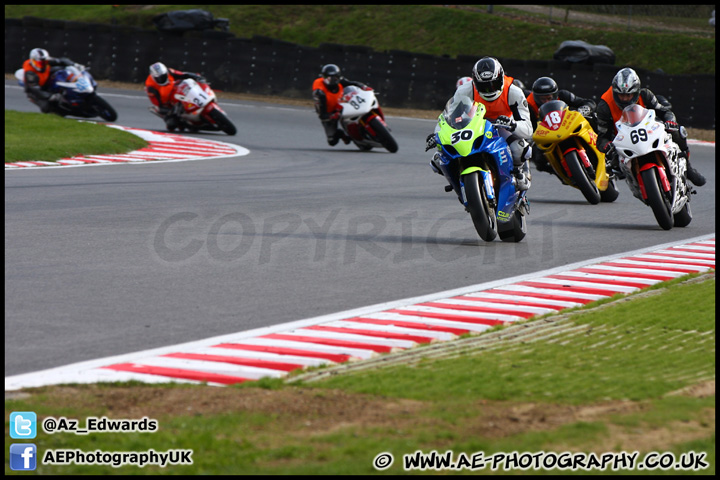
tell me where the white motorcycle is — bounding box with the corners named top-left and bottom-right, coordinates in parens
top-left (337, 86), bottom-right (398, 153)
top-left (611, 104), bottom-right (692, 230)
top-left (150, 78), bottom-right (236, 135)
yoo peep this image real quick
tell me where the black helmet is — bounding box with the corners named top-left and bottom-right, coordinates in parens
top-left (472, 57), bottom-right (505, 101)
top-left (321, 64), bottom-right (341, 87)
top-left (531, 77), bottom-right (559, 106)
top-left (611, 67), bottom-right (641, 109)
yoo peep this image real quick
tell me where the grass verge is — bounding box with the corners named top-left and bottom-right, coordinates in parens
top-left (4, 110), bottom-right (147, 163)
top-left (5, 274), bottom-right (715, 475)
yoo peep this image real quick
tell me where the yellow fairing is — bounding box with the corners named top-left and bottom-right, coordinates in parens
top-left (532, 108), bottom-right (609, 191)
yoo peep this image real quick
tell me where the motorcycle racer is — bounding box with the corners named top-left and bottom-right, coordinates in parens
top-left (427, 57), bottom-right (533, 191)
top-left (22, 47), bottom-right (77, 114)
top-left (527, 76), bottom-right (597, 174)
top-left (145, 62), bottom-right (207, 131)
top-left (596, 67), bottom-right (705, 186)
top-left (312, 64), bottom-right (369, 146)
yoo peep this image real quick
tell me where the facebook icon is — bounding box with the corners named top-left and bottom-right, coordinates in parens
top-left (10, 444), bottom-right (37, 471)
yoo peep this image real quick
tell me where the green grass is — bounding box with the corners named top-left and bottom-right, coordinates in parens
top-left (5, 276), bottom-right (715, 475)
top-left (4, 110), bottom-right (147, 163)
top-left (4, 5), bottom-right (715, 75)
top-left (319, 278), bottom-right (715, 404)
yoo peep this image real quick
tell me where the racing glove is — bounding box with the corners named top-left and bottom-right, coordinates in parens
top-left (329, 108), bottom-right (342, 121)
top-left (425, 133), bottom-right (437, 151)
top-left (494, 115), bottom-right (517, 132)
top-left (577, 105), bottom-right (593, 117)
top-left (664, 120), bottom-right (679, 132)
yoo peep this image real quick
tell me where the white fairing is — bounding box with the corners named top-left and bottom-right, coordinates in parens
top-left (174, 79), bottom-right (215, 116)
top-left (338, 86), bottom-right (377, 121)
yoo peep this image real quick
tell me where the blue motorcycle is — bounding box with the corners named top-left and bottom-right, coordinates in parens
top-left (16, 65), bottom-right (117, 122)
top-left (430, 94), bottom-right (529, 242)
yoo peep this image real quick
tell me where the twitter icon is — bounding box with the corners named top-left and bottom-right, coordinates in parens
top-left (10, 412), bottom-right (37, 439)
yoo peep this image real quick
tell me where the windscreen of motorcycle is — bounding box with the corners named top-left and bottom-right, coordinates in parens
top-left (442, 94), bottom-right (479, 129)
top-left (340, 85), bottom-right (361, 102)
top-left (619, 104), bottom-right (651, 127)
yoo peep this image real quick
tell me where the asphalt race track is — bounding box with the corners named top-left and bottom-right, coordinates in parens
top-left (4, 80), bottom-right (716, 377)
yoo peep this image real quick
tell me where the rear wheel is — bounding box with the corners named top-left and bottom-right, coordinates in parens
top-left (673, 202), bottom-right (692, 227)
top-left (498, 209), bottom-right (527, 243)
top-left (565, 150), bottom-right (600, 204)
top-left (209, 108), bottom-right (237, 135)
top-left (462, 171), bottom-right (497, 241)
top-left (600, 176), bottom-right (620, 203)
top-left (369, 117), bottom-right (398, 153)
top-left (641, 167), bottom-right (673, 230)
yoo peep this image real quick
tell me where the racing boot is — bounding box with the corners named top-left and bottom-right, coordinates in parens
top-left (681, 151), bottom-right (706, 186)
top-left (605, 148), bottom-right (625, 180)
top-left (530, 148), bottom-right (554, 174)
top-left (429, 152), bottom-right (444, 176)
top-left (514, 161), bottom-right (532, 192)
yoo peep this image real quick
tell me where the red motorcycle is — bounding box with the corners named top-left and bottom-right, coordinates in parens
top-left (150, 78), bottom-right (236, 135)
top-left (337, 86), bottom-right (398, 153)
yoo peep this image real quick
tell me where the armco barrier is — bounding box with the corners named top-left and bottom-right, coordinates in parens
top-left (5, 16), bottom-right (715, 129)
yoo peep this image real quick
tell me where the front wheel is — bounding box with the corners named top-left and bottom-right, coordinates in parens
top-left (565, 150), bottom-right (601, 204)
top-left (90, 94), bottom-right (118, 122)
top-left (641, 167), bottom-right (674, 230)
top-left (209, 108), bottom-right (237, 136)
top-left (368, 117), bottom-right (398, 153)
top-left (462, 171), bottom-right (497, 241)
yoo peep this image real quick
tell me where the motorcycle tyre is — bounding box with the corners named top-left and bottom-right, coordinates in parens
top-left (463, 171), bottom-right (497, 242)
top-left (599, 176), bottom-right (620, 203)
top-left (209, 108), bottom-right (237, 136)
top-left (354, 142), bottom-right (373, 151)
top-left (673, 202), bottom-right (692, 228)
top-left (90, 94), bottom-right (118, 122)
top-left (565, 150), bottom-right (600, 204)
top-left (498, 208), bottom-right (527, 243)
top-left (369, 117), bottom-right (398, 153)
top-left (641, 168), bottom-right (674, 230)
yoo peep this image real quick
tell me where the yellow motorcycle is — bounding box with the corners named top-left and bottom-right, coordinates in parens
top-left (532, 100), bottom-right (619, 204)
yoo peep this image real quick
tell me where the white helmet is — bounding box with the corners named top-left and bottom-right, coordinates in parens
top-left (612, 67), bottom-right (641, 109)
top-left (149, 62), bottom-right (169, 85)
top-left (30, 48), bottom-right (50, 70)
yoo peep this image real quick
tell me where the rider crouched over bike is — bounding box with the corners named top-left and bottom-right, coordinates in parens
top-left (22, 48), bottom-right (78, 114)
top-left (426, 57), bottom-right (533, 191)
top-left (527, 76), bottom-right (597, 174)
top-left (145, 62), bottom-right (207, 131)
top-left (312, 64), bottom-right (370, 146)
top-left (596, 67), bottom-right (706, 187)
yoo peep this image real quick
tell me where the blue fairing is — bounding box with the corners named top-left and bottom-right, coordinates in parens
top-left (436, 121), bottom-right (521, 223)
